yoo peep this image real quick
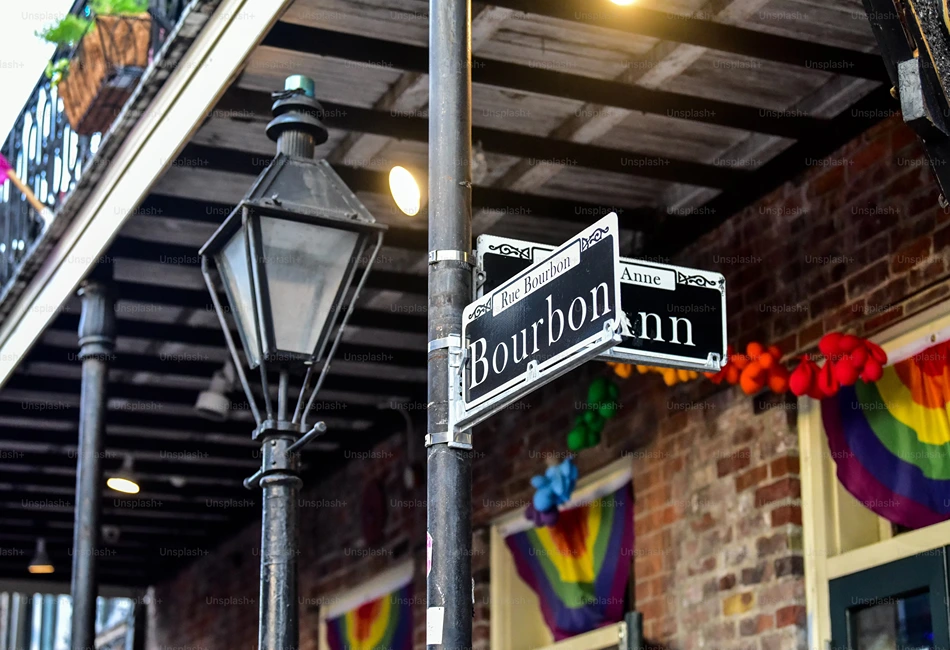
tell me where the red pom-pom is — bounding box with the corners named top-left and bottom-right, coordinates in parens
top-left (839, 334), bottom-right (862, 353)
top-left (789, 356), bottom-right (817, 396)
top-left (834, 359), bottom-right (859, 386)
top-left (819, 332), bottom-right (843, 358)
top-left (849, 346), bottom-right (868, 370)
top-left (767, 345), bottom-right (783, 360)
top-left (866, 341), bottom-right (887, 365)
top-left (817, 361), bottom-right (839, 397)
top-left (861, 358), bottom-right (884, 383)
top-left (768, 365), bottom-right (790, 394)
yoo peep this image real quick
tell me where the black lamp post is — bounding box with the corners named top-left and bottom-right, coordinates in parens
top-left (199, 74), bottom-right (386, 650)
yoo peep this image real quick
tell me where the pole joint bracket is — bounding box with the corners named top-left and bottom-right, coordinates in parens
top-left (428, 249), bottom-right (473, 266)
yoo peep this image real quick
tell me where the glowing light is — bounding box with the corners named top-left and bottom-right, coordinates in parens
top-left (107, 477), bottom-right (140, 494)
top-left (611, 0), bottom-right (636, 4)
top-left (28, 564), bottom-right (54, 574)
top-left (389, 166), bottom-right (421, 216)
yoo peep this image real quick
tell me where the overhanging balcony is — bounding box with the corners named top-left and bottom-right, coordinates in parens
top-left (0, 0), bottom-right (206, 306)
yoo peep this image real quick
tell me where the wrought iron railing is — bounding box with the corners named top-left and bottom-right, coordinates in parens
top-left (0, 0), bottom-right (189, 290)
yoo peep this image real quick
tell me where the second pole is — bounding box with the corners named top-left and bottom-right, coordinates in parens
top-left (425, 0), bottom-right (473, 648)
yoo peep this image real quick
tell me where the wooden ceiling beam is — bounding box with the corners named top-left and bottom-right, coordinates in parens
top-left (484, 0), bottom-right (887, 82)
top-left (261, 22), bottom-right (829, 139)
top-left (216, 89), bottom-right (747, 189)
top-left (171, 144), bottom-right (657, 227)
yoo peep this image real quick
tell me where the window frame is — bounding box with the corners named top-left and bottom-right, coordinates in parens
top-left (489, 458), bottom-right (633, 650)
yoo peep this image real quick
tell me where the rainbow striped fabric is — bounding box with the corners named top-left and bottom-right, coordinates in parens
top-left (504, 483), bottom-right (633, 640)
top-left (822, 341), bottom-right (950, 529)
top-left (326, 582), bottom-right (413, 650)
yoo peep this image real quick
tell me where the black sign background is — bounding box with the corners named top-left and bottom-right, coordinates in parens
top-left (464, 234), bottom-right (618, 407)
top-left (479, 247), bottom-right (725, 369)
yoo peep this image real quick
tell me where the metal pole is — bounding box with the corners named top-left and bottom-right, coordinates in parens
top-left (71, 269), bottom-right (115, 650)
top-left (426, 0), bottom-right (473, 647)
top-left (257, 371), bottom-right (300, 650)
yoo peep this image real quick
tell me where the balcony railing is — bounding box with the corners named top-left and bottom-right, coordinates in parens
top-left (0, 0), bottom-right (189, 290)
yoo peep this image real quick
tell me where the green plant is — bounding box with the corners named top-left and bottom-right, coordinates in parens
top-left (38, 0), bottom-right (149, 86)
top-left (36, 14), bottom-right (92, 47)
top-left (89, 0), bottom-right (149, 15)
top-left (44, 59), bottom-right (71, 86)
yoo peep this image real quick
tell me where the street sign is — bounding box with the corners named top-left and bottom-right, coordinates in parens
top-left (453, 214), bottom-right (623, 430)
top-left (476, 232), bottom-right (727, 373)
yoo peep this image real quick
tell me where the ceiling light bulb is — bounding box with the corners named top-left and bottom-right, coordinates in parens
top-left (389, 166), bottom-right (421, 216)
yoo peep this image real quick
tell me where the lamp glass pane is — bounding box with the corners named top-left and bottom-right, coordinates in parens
top-left (259, 216), bottom-right (361, 359)
top-left (215, 228), bottom-right (261, 367)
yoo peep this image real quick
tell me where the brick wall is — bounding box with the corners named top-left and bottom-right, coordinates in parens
top-left (149, 116), bottom-right (950, 650)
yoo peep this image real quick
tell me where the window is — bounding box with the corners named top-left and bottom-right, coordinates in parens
top-left (490, 459), bottom-right (633, 650)
top-left (317, 561), bottom-right (415, 650)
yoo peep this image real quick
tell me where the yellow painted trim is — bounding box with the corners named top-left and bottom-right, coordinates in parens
top-left (533, 623), bottom-right (622, 650)
top-left (827, 518), bottom-right (950, 579)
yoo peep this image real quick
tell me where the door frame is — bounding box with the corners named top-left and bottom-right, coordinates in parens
top-left (829, 549), bottom-right (950, 649)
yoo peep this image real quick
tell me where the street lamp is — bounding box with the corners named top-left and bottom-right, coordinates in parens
top-left (199, 74), bottom-right (386, 650)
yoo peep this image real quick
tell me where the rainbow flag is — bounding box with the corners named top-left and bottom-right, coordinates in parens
top-left (504, 483), bottom-right (633, 641)
top-left (326, 581), bottom-right (413, 650)
top-left (822, 341), bottom-right (950, 529)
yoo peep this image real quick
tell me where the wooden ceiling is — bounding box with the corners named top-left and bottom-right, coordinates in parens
top-left (1, 0), bottom-right (892, 586)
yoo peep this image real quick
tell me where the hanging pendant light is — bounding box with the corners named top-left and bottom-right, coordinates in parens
top-left (106, 456), bottom-right (140, 494)
top-left (28, 538), bottom-right (53, 574)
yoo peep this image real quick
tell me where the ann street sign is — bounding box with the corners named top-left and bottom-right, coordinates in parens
top-left (453, 214), bottom-right (623, 431)
top-left (476, 232), bottom-right (727, 373)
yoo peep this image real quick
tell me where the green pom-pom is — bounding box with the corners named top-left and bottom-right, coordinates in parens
top-left (587, 376), bottom-right (609, 404)
top-left (585, 428), bottom-right (601, 447)
top-left (598, 401), bottom-right (617, 419)
top-left (567, 427), bottom-right (587, 451)
top-left (607, 380), bottom-right (619, 400)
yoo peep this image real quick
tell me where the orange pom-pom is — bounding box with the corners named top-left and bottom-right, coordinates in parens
top-left (746, 342), bottom-right (765, 359)
top-left (758, 352), bottom-right (775, 370)
top-left (767, 345), bottom-right (783, 361)
top-left (731, 353), bottom-right (750, 370)
top-left (725, 364), bottom-right (741, 384)
top-left (769, 372), bottom-right (789, 394)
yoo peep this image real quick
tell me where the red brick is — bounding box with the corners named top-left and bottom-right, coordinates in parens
top-left (775, 605), bottom-right (807, 628)
top-left (754, 478), bottom-right (801, 507)
top-left (717, 447), bottom-right (752, 477)
top-left (736, 465), bottom-right (769, 492)
top-left (891, 236), bottom-right (933, 274)
top-left (846, 260), bottom-right (889, 297)
top-left (771, 505), bottom-right (803, 527)
top-left (798, 320), bottom-right (825, 348)
top-left (770, 456), bottom-right (800, 478)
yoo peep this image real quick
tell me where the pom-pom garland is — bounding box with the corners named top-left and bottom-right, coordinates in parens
top-left (788, 333), bottom-right (887, 398)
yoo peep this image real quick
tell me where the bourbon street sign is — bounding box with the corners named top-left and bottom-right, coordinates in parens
top-left (476, 233), bottom-right (727, 373)
top-left (453, 214), bottom-right (623, 431)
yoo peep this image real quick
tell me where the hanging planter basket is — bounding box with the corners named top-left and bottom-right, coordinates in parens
top-left (59, 14), bottom-right (152, 136)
